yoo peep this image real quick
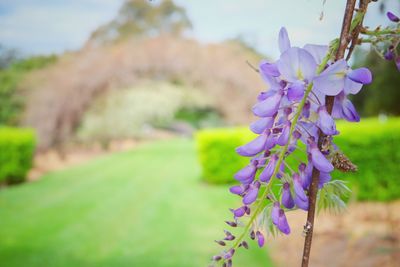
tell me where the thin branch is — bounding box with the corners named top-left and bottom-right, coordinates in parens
top-left (300, 0), bottom-right (359, 266)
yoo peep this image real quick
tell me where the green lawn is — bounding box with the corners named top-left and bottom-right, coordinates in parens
top-left (0, 139), bottom-right (272, 267)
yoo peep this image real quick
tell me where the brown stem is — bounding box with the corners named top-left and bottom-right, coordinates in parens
top-left (346, 0), bottom-right (370, 61)
top-left (300, 0), bottom-right (357, 266)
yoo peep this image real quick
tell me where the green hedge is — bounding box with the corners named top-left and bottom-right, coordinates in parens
top-left (0, 127), bottom-right (36, 183)
top-left (195, 118), bottom-right (400, 201)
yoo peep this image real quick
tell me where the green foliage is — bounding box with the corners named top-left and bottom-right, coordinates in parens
top-left (195, 128), bottom-right (255, 184)
top-left (333, 117), bottom-right (400, 201)
top-left (0, 55), bottom-right (57, 125)
top-left (174, 107), bottom-right (222, 128)
top-left (195, 118), bottom-right (400, 201)
top-left (0, 127), bottom-right (36, 183)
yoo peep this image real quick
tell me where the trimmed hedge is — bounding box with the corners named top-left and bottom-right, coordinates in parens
top-left (0, 127), bottom-right (36, 183)
top-left (195, 118), bottom-right (400, 201)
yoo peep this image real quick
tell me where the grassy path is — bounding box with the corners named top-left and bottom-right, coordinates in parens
top-left (0, 139), bottom-right (272, 267)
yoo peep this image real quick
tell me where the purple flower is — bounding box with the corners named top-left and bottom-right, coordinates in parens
top-left (293, 173), bottom-right (308, 201)
top-left (277, 121), bottom-right (291, 146)
top-left (278, 27), bottom-right (291, 53)
top-left (287, 81), bottom-right (305, 101)
top-left (231, 206), bottom-right (246, 218)
top-left (282, 182), bottom-right (295, 209)
top-left (224, 230), bottom-right (235, 241)
top-left (332, 92), bottom-right (360, 122)
top-left (313, 59), bottom-right (372, 96)
top-left (294, 194), bottom-right (309, 211)
top-left (317, 106), bottom-right (339, 135)
top-left (229, 185), bottom-right (245, 195)
top-left (260, 60), bottom-right (280, 77)
top-left (234, 164), bottom-right (256, 184)
top-left (299, 162), bottom-right (311, 190)
top-left (271, 201), bottom-right (280, 225)
top-left (387, 11), bottom-right (400, 22)
top-left (224, 248), bottom-right (235, 259)
top-left (243, 185), bottom-right (259, 205)
top-left (252, 91), bottom-right (283, 117)
top-left (276, 162), bottom-right (285, 179)
top-left (250, 117), bottom-right (275, 134)
top-left (384, 46), bottom-right (395, 61)
top-left (309, 141), bottom-right (334, 173)
top-left (259, 154), bottom-right (278, 182)
top-left (256, 231), bottom-right (265, 247)
top-left (319, 172), bottom-right (331, 188)
top-left (277, 47), bottom-right (317, 83)
top-left (302, 101), bottom-right (311, 118)
top-left (277, 209), bottom-right (291, 235)
top-left (347, 68), bottom-right (372, 84)
top-left (303, 44), bottom-right (328, 64)
top-left (236, 135), bottom-right (268, 157)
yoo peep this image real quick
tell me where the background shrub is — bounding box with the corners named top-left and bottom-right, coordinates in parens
top-left (0, 127), bottom-right (36, 183)
top-left (195, 118), bottom-right (400, 201)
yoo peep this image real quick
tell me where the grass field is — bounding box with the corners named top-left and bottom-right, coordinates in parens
top-left (0, 139), bottom-right (272, 267)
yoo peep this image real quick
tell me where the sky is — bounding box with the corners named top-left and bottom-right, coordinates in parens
top-left (0, 0), bottom-right (398, 59)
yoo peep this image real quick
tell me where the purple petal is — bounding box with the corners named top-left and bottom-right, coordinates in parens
top-left (317, 106), bottom-right (338, 135)
top-left (278, 27), bottom-right (291, 53)
top-left (271, 202), bottom-right (280, 225)
top-left (252, 91), bottom-right (282, 117)
top-left (318, 172), bottom-right (331, 188)
top-left (231, 206), bottom-right (246, 218)
top-left (260, 60), bottom-right (280, 77)
top-left (310, 143), bottom-right (334, 173)
top-left (347, 68), bottom-right (372, 84)
top-left (250, 117), bottom-right (274, 134)
top-left (287, 82), bottom-right (305, 101)
top-left (384, 49), bottom-right (395, 61)
top-left (294, 194), bottom-right (309, 211)
top-left (299, 163), bottom-right (311, 190)
top-left (293, 173), bottom-right (307, 201)
top-left (259, 154), bottom-right (278, 182)
top-left (387, 11), bottom-right (400, 22)
top-left (313, 59), bottom-right (347, 96)
top-left (234, 164), bottom-right (256, 184)
top-left (282, 182), bottom-right (295, 209)
top-left (236, 135), bottom-right (268, 157)
top-left (277, 122), bottom-right (291, 146)
top-left (277, 47), bottom-right (317, 82)
top-left (229, 185), bottom-right (245, 195)
top-left (256, 231), bottom-right (265, 247)
top-left (258, 90), bottom-right (275, 101)
top-left (277, 209), bottom-right (291, 235)
top-left (265, 134), bottom-right (277, 150)
top-left (243, 186), bottom-right (259, 205)
top-left (303, 44), bottom-right (328, 64)
top-left (276, 162), bottom-right (285, 179)
top-left (341, 98), bottom-right (360, 122)
top-left (343, 77), bottom-right (363, 95)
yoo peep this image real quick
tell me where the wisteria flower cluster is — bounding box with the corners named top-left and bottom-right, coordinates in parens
top-left (211, 27), bottom-right (372, 266)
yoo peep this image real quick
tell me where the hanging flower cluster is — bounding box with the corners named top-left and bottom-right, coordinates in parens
top-left (211, 27), bottom-right (372, 266)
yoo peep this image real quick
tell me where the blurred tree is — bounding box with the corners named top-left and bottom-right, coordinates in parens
top-left (0, 45), bottom-right (19, 70)
top-left (0, 55), bottom-right (57, 125)
top-left (352, 49), bottom-right (400, 116)
top-left (89, 0), bottom-right (192, 44)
